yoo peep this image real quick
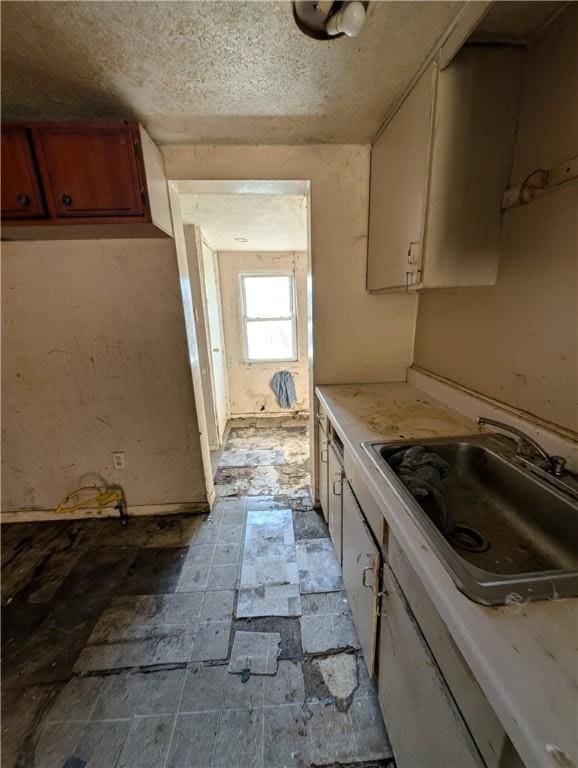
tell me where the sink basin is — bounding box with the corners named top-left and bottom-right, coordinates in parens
top-left (363, 435), bottom-right (578, 605)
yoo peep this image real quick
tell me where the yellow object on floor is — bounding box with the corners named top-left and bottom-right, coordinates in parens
top-left (55, 484), bottom-right (126, 520)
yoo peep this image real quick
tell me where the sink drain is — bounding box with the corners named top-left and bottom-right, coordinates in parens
top-left (449, 524), bottom-right (490, 554)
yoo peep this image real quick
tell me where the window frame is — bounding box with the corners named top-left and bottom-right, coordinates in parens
top-left (239, 272), bottom-right (298, 364)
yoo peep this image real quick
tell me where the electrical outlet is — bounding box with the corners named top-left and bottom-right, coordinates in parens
top-left (112, 452), bottom-right (125, 470)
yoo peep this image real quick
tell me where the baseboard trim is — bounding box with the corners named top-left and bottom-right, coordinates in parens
top-left (229, 411), bottom-right (310, 420)
top-left (0, 500), bottom-right (210, 524)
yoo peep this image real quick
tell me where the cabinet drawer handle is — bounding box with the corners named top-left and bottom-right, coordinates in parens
top-left (17, 194), bottom-right (31, 206)
top-left (320, 448), bottom-right (328, 463)
top-left (332, 477), bottom-right (342, 496)
top-left (60, 194), bottom-right (73, 206)
top-left (362, 563), bottom-right (375, 590)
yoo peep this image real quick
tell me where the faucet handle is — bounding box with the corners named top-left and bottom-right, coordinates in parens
top-left (550, 456), bottom-right (566, 476)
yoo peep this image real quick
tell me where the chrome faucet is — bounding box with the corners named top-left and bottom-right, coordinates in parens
top-left (477, 417), bottom-right (567, 476)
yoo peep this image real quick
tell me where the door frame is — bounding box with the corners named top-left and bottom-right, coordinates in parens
top-left (168, 185), bottom-right (215, 506)
top-left (183, 225), bottom-right (220, 450)
top-left (168, 179), bottom-right (313, 505)
top-left (198, 234), bottom-right (229, 445)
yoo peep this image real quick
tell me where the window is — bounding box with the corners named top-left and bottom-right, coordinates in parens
top-left (240, 274), bottom-right (297, 362)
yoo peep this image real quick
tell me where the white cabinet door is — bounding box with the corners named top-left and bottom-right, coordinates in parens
top-left (342, 482), bottom-right (380, 676)
top-left (327, 442), bottom-right (343, 563)
top-left (378, 564), bottom-right (484, 768)
top-left (367, 63), bottom-right (436, 292)
top-left (389, 538), bottom-right (508, 767)
top-left (317, 422), bottom-right (329, 523)
top-left (367, 47), bottom-right (522, 293)
top-left (422, 46), bottom-right (523, 288)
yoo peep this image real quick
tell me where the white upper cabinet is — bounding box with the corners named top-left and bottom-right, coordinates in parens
top-left (367, 63), bottom-right (435, 292)
top-left (367, 46), bottom-right (523, 292)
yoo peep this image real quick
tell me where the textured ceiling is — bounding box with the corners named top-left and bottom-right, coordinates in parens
top-left (470, 1), bottom-right (566, 43)
top-left (1, 0), bottom-right (463, 144)
top-left (180, 194), bottom-right (308, 251)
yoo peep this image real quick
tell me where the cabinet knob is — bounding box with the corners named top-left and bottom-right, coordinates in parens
top-left (17, 194), bottom-right (30, 206)
top-left (60, 194), bottom-right (72, 206)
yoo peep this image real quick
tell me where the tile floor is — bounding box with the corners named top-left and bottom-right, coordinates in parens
top-left (1, 417), bottom-right (393, 768)
top-left (211, 417), bottom-right (311, 499)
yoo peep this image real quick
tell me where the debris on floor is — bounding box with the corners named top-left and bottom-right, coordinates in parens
top-left (1, 416), bottom-right (393, 768)
top-left (212, 417), bottom-right (310, 497)
top-left (231, 616), bottom-right (304, 660)
top-left (316, 652), bottom-right (359, 712)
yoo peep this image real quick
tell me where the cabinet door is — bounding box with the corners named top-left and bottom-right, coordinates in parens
top-left (378, 564), bottom-right (484, 768)
top-left (327, 443), bottom-right (343, 563)
top-left (34, 123), bottom-right (145, 219)
top-left (1, 126), bottom-right (46, 220)
top-left (342, 482), bottom-right (380, 676)
top-left (422, 47), bottom-right (523, 288)
top-left (317, 425), bottom-right (329, 523)
top-left (367, 63), bottom-right (436, 292)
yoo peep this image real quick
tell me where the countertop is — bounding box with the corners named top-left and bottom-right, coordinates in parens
top-left (316, 382), bottom-right (578, 768)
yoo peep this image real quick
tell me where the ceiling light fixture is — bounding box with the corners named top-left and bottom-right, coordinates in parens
top-left (293, 1), bottom-right (368, 41)
top-left (234, 237), bottom-right (248, 243)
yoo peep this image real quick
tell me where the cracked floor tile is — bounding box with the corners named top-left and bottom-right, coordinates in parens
top-left (228, 630), bottom-right (281, 675)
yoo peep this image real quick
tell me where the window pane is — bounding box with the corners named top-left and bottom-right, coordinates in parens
top-left (246, 320), bottom-right (294, 360)
top-left (243, 276), bottom-right (292, 318)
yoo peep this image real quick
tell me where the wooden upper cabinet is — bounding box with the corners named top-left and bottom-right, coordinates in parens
top-left (33, 123), bottom-right (145, 219)
top-left (1, 121), bottom-right (173, 239)
top-left (1, 126), bottom-right (46, 220)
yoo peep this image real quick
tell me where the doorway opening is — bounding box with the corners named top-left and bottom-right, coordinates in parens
top-left (169, 180), bottom-right (312, 507)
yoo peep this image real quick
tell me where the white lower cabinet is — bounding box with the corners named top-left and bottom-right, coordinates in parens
top-left (388, 539), bottom-right (512, 767)
top-left (317, 422), bottom-right (329, 523)
top-left (327, 442), bottom-right (343, 563)
top-left (378, 563), bottom-right (485, 768)
top-left (314, 396), bottom-right (518, 768)
top-left (342, 481), bottom-right (381, 676)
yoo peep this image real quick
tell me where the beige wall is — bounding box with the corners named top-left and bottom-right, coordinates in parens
top-left (1, 239), bottom-right (206, 512)
top-left (218, 251), bottom-right (309, 415)
top-left (414, 7), bottom-right (578, 433)
top-left (162, 145), bottom-right (417, 386)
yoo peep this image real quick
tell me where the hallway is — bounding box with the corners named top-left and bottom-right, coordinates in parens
top-left (2, 420), bottom-right (392, 767)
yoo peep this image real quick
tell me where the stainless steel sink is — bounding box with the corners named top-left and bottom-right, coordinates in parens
top-left (363, 435), bottom-right (578, 605)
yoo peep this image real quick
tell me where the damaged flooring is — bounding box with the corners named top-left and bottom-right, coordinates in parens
top-left (1, 418), bottom-right (393, 768)
top-left (212, 417), bottom-right (311, 499)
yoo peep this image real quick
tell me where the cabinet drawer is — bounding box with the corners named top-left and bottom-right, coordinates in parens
top-left (315, 397), bottom-right (329, 436)
top-left (379, 563), bottom-right (484, 768)
top-left (327, 442), bottom-right (343, 563)
top-left (345, 451), bottom-right (386, 551)
top-left (317, 427), bottom-right (329, 523)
